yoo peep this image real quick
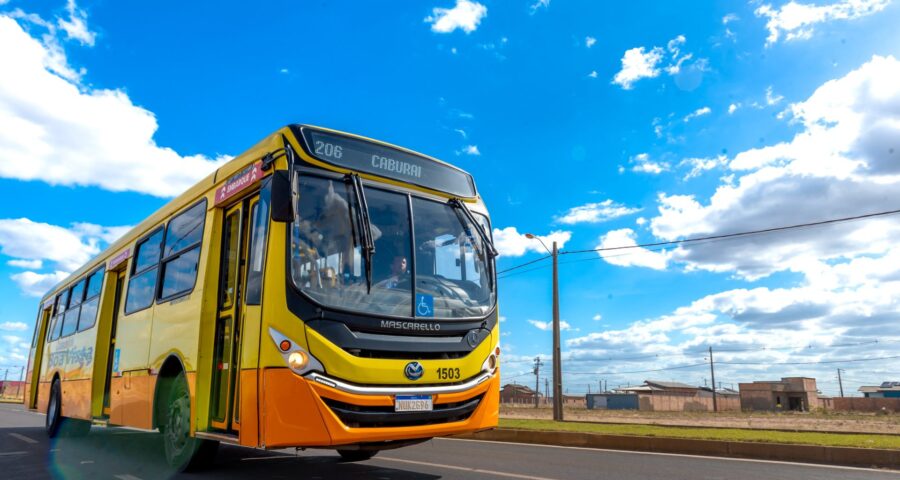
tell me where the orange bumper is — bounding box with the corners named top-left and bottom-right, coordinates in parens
top-left (261, 368), bottom-right (499, 448)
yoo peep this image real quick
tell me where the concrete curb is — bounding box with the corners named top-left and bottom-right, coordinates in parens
top-left (454, 428), bottom-right (900, 470)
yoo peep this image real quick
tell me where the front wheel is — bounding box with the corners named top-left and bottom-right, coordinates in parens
top-left (162, 372), bottom-right (218, 471)
top-left (337, 449), bottom-right (377, 462)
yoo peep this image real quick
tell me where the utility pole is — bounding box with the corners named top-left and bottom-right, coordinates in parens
top-left (533, 357), bottom-right (543, 408)
top-left (524, 234), bottom-right (563, 421)
top-left (552, 241), bottom-right (563, 421)
top-left (16, 366), bottom-right (24, 399)
top-left (545, 378), bottom-right (549, 403)
top-left (708, 346), bottom-right (718, 413)
top-left (837, 369), bottom-right (845, 398)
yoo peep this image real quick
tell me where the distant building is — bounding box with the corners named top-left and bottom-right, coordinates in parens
top-left (738, 377), bottom-right (819, 411)
top-left (500, 384), bottom-right (541, 405)
top-left (858, 382), bottom-right (900, 398)
top-left (617, 380), bottom-right (700, 396)
top-left (599, 380), bottom-right (740, 411)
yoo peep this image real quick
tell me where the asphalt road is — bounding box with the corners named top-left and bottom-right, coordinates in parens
top-left (0, 402), bottom-right (896, 480)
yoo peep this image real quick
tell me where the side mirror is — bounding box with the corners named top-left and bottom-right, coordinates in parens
top-left (270, 170), bottom-right (293, 222)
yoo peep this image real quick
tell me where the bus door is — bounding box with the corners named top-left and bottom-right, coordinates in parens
top-left (211, 199), bottom-right (250, 432)
top-left (102, 270), bottom-right (126, 415)
top-left (27, 303), bottom-right (53, 408)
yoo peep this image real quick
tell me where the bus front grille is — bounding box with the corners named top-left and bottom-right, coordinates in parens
top-left (322, 394), bottom-right (483, 428)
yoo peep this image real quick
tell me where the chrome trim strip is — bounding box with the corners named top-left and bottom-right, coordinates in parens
top-left (305, 371), bottom-right (494, 396)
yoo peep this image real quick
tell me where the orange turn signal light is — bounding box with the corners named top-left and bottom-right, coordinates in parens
top-left (495, 347), bottom-right (501, 356)
top-left (279, 340), bottom-right (292, 352)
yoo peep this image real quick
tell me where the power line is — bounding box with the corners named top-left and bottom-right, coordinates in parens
top-left (717, 354), bottom-right (900, 366)
top-left (560, 207), bottom-right (900, 256)
top-left (497, 255), bottom-right (550, 275)
top-left (565, 362), bottom-right (710, 376)
top-left (497, 208), bottom-right (900, 277)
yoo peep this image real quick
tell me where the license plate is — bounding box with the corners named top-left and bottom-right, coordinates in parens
top-left (395, 395), bottom-right (433, 412)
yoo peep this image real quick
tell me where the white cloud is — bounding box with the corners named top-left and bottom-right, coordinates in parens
top-left (462, 144), bottom-right (480, 155)
top-left (556, 200), bottom-right (641, 225)
top-left (0, 16), bottom-right (231, 197)
top-left (0, 218), bottom-right (131, 296)
top-left (592, 314), bottom-right (602, 321)
top-left (651, 55), bottom-right (900, 281)
top-left (529, 0), bottom-right (551, 14)
top-left (630, 153), bottom-right (670, 174)
top-left (755, 0), bottom-right (889, 46)
top-left (57, 0), bottom-right (95, 46)
top-left (722, 13), bottom-right (739, 24)
top-left (683, 106), bottom-right (711, 122)
top-left (728, 103), bottom-right (740, 114)
top-left (612, 46), bottom-right (663, 89)
top-left (8, 259), bottom-right (42, 269)
top-left (678, 155), bottom-right (727, 180)
top-left (587, 70), bottom-right (598, 78)
top-left (596, 228), bottom-right (671, 270)
top-left (765, 85), bottom-right (784, 105)
top-left (279, 68), bottom-right (289, 74)
top-left (454, 128), bottom-right (467, 138)
top-left (613, 35), bottom-right (705, 90)
top-left (425, 0), bottom-right (487, 34)
top-left (11, 270), bottom-right (69, 297)
top-left (0, 321), bottom-right (27, 331)
top-left (492, 227), bottom-right (571, 257)
top-left (528, 319), bottom-right (573, 331)
top-left (585, 36), bottom-right (596, 48)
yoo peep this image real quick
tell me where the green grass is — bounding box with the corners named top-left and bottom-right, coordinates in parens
top-left (499, 418), bottom-right (900, 450)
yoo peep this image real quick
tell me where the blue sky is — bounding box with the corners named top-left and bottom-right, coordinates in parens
top-left (1, 0), bottom-right (900, 395)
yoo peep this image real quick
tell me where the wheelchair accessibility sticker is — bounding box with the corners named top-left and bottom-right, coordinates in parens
top-left (415, 294), bottom-right (434, 317)
top-left (113, 348), bottom-right (120, 373)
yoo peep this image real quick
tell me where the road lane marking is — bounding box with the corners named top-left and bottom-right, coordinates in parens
top-left (440, 438), bottom-right (897, 474)
top-left (8, 433), bottom-right (38, 444)
top-left (379, 456), bottom-right (560, 480)
top-left (0, 451), bottom-right (27, 456)
top-left (114, 475), bottom-right (143, 480)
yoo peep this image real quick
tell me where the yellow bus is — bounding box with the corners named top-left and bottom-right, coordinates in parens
top-left (25, 125), bottom-right (500, 470)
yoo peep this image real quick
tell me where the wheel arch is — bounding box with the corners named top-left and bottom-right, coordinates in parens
top-left (152, 353), bottom-right (187, 430)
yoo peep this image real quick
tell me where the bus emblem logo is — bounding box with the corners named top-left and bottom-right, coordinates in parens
top-left (404, 362), bottom-right (424, 381)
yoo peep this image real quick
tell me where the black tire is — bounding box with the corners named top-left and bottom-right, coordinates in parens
top-left (45, 379), bottom-right (62, 438)
top-left (162, 372), bottom-right (218, 472)
top-left (337, 449), bottom-right (377, 462)
top-left (45, 379), bottom-right (91, 438)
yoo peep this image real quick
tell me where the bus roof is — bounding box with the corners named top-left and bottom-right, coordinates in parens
top-left (38, 125), bottom-right (476, 303)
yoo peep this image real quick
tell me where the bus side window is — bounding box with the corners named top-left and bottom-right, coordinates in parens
top-left (125, 228), bottom-right (164, 314)
top-left (61, 279), bottom-right (85, 337)
top-left (159, 200), bottom-right (206, 300)
top-left (246, 188), bottom-right (271, 305)
top-left (77, 268), bottom-right (104, 332)
top-left (50, 290), bottom-right (69, 341)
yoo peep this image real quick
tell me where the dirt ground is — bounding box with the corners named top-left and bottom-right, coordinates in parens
top-left (500, 404), bottom-right (900, 434)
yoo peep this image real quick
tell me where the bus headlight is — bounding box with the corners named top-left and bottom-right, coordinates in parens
top-left (288, 351), bottom-right (309, 370)
top-left (268, 327), bottom-right (324, 376)
top-left (482, 343), bottom-right (499, 373)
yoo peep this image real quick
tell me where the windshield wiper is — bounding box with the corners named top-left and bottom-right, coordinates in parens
top-left (449, 198), bottom-right (498, 259)
top-left (346, 174), bottom-right (376, 293)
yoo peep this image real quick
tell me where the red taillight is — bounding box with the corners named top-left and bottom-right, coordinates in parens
top-left (279, 340), bottom-right (291, 352)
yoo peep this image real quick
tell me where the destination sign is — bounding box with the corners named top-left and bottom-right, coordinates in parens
top-left (300, 128), bottom-right (476, 197)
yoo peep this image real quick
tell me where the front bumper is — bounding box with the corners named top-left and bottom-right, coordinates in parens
top-left (262, 368), bottom-right (499, 448)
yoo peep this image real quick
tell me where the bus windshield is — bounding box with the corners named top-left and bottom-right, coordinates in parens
top-left (290, 174), bottom-right (496, 319)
